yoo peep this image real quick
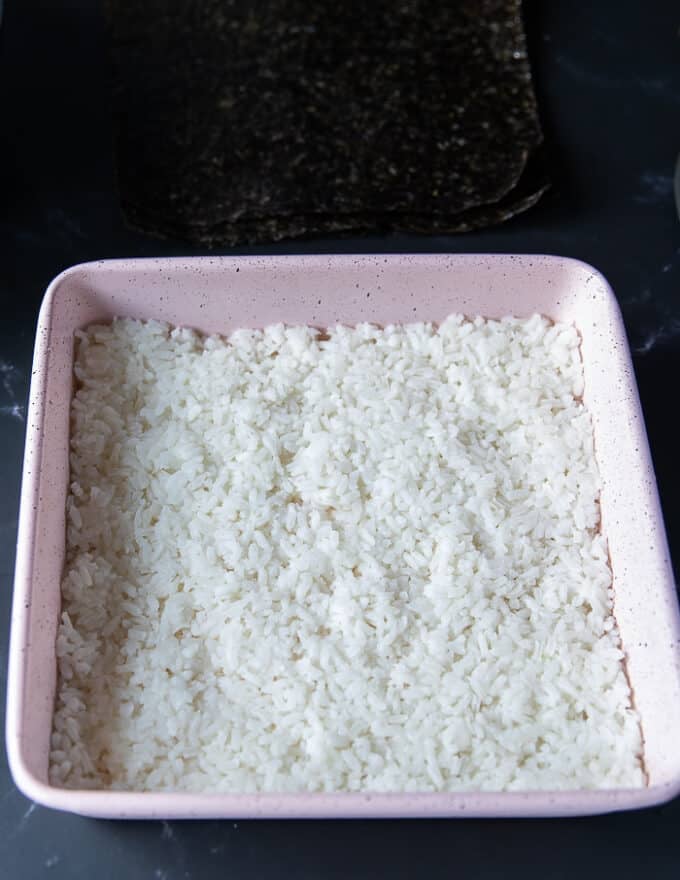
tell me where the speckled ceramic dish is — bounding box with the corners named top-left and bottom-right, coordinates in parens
top-left (7, 255), bottom-right (680, 818)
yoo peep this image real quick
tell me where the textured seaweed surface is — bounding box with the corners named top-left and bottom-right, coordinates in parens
top-left (109, 0), bottom-right (548, 245)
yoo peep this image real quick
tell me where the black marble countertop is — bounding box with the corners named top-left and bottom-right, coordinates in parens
top-left (1, 1), bottom-right (679, 878)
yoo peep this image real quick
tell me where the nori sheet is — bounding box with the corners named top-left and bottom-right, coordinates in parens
top-left (108, 0), bottom-right (549, 245)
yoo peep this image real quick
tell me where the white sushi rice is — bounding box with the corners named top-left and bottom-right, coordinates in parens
top-left (49, 315), bottom-right (644, 792)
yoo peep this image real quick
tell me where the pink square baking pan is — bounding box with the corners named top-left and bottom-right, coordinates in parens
top-left (6, 254), bottom-right (680, 819)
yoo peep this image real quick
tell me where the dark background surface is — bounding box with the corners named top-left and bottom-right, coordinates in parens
top-left (1, 1), bottom-right (679, 878)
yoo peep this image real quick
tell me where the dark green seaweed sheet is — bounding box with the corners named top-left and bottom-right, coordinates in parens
top-left (108, 0), bottom-right (549, 246)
